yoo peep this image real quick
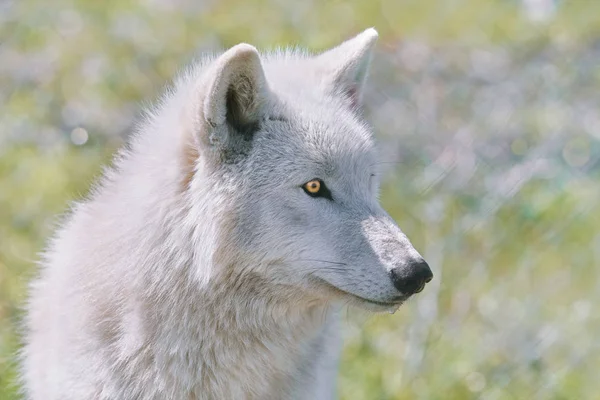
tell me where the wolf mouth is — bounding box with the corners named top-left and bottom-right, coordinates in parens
top-left (312, 277), bottom-right (406, 307)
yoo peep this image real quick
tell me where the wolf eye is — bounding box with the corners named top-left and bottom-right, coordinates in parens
top-left (302, 179), bottom-right (333, 200)
top-left (304, 179), bottom-right (320, 194)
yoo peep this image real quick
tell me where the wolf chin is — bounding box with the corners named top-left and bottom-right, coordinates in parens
top-left (21, 28), bottom-right (433, 399)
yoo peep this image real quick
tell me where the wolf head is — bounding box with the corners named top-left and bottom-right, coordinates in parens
top-left (174, 29), bottom-right (432, 311)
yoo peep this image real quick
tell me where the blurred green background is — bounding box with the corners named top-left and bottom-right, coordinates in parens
top-left (1, 0), bottom-right (599, 399)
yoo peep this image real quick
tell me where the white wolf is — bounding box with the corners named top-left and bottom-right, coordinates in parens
top-left (21, 28), bottom-right (433, 399)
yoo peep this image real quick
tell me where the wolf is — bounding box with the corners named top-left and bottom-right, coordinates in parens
top-left (21, 28), bottom-right (433, 399)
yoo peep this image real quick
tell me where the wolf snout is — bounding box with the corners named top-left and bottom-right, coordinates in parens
top-left (389, 259), bottom-right (433, 296)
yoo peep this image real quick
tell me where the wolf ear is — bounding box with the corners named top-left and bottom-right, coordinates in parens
top-left (315, 28), bottom-right (378, 109)
top-left (196, 43), bottom-right (268, 155)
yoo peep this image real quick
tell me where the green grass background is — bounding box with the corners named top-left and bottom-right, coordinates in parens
top-left (1, 0), bottom-right (599, 398)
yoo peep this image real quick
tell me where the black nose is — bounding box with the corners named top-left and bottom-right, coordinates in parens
top-left (390, 259), bottom-right (433, 295)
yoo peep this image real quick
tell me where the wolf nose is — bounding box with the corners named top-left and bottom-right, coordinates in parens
top-left (390, 259), bottom-right (433, 295)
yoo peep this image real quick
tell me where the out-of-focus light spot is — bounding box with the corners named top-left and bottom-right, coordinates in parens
top-left (465, 371), bottom-right (486, 392)
top-left (470, 50), bottom-right (509, 81)
top-left (511, 138), bottom-right (528, 155)
top-left (454, 361), bottom-right (470, 376)
top-left (573, 300), bottom-right (591, 321)
top-left (81, 55), bottom-right (107, 84)
top-left (582, 110), bottom-right (600, 139)
top-left (537, 324), bottom-right (559, 350)
top-left (541, 103), bottom-right (568, 132)
top-left (399, 41), bottom-right (430, 72)
top-left (562, 137), bottom-right (590, 167)
top-left (522, 0), bottom-right (557, 23)
top-left (70, 127), bottom-right (89, 146)
top-left (478, 295), bottom-right (498, 317)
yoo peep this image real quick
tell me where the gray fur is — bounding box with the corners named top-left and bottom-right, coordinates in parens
top-left (21, 28), bottom-right (430, 399)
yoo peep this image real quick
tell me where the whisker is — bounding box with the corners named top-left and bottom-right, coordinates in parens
top-left (297, 267), bottom-right (348, 275)
top-left (296, 259), bottom-right (347, 266)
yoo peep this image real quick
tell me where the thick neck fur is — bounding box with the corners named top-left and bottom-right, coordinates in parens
top-left (144, 278), bottom-right (328, 399)
top-left (132, 265), bottom-right (329, 399)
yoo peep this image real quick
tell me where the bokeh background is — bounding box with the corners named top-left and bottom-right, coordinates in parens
top-left (1, 0), bottom-right (599, 398)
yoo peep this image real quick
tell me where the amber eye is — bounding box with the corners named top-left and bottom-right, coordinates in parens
top-left (301, 179), bottom-right (333, 200)
top-left (304, 179), bottom-right (321, 194)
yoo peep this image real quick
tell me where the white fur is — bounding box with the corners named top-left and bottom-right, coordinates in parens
top-left (21, 28), bottom-right (431, 399)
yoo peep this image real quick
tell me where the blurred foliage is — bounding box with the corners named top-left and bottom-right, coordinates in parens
top-left (1, 0), bottom-right (599, 399)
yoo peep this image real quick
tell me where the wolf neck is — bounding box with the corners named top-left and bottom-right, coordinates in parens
top-left (145, 261), bottom-right (329, 397)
